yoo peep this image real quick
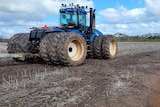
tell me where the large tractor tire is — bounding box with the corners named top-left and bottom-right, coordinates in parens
top-left (7, 33), bottom-right (29, 53)
top-left (93, 36), bottom-right (103, 58)
top-left (87, 37), bottom-right (96, 58)
top-left (49, 33), bottom-right (64, 65)
top-left (57, 32), bottom-right (87, 66)
top-left (102, 35), bottom-right (117, 59)
top-left (87, 41), bottom-right (94, 58)
top-left (39, 33), bottom-right (55, 64)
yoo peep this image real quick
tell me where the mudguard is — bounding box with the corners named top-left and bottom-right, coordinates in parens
top-left (45, 28), bottom-right (65, 33)
top-left (89, 29), bottom-right (103, 42)
top-left (45, 28), bottom-right (85, 36)
top-left (29, 30), bottom-right (45, 41)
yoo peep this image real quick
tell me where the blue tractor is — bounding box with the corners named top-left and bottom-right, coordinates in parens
top-left (7, 4), bottom-right (117, 66)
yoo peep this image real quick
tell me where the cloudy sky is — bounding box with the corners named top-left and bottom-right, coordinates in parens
top-left (0, 0), bottom-right (160, 38)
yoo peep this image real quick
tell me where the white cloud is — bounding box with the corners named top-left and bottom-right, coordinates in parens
top-left (99, 6), bottom-right (127, 24)
top-left (0, 0), bottom-right (93, 24)
top-left (96, 21), bottom-right (160, 35)
top-left (0, 0), bottom-right (60, 14)
top-left (0, 0), bottom-right (94, 23)
top-left (145, 0), bottom-right (160, 16)
top-left (99, 6), bottom-right (146, 24)
top-left (0, 0), bottom-right (94, 38)
top-left (0, 28), bottom-right (21, 38)
top-left (0, 20), bottom-right (59, 38)
top-left (115, 24), bottom-right (127, 29)
top-left (97, 0), bottom-right (160, 35)
top-left (0, 0), bottom-right (61, 25)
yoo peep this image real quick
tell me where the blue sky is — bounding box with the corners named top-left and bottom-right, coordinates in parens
top-left (0, 0), bottom-right (160, 38)
top-left (94, 0), bottom-right (145, 10)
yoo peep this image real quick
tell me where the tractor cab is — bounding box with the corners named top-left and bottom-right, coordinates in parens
top-left (59, 4), bottom-right (87, 31)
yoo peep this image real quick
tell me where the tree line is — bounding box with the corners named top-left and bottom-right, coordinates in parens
top-left (1, 33), bottom-right (160, 42)
top-left (115, 33), bottom-right (160, 42)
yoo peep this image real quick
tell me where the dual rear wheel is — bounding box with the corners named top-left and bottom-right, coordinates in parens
top-left (89, 35), bottom-right (117, 59)
top-left (39, 32), bottom-right (87, 66)
top-left (7, 33), bottom-right (30, 53)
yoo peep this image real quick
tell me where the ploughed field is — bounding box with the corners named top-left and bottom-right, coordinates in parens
top-left (0, 42), bottom-right (160, 107)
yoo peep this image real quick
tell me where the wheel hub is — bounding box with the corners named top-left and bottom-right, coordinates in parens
top-left (68, 42), bottom-right (77, 58)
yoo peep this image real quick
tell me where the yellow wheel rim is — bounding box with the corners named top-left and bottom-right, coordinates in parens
top-left (67, 40), bottom-right (84, 61)
top-left (109, 40), bottom-right (117, 56)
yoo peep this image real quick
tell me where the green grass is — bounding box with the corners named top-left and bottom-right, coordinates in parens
top-left (0, 38), bottom-right (9, 42)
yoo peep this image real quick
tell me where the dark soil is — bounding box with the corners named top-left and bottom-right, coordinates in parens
top-left (0, 43), bottom-right (160, 107)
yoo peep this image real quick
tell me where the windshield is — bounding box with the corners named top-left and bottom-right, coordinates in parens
top-left (60, 12), bottom-right (77, 26)
top-left (78, 13), bottom-right (86, 31)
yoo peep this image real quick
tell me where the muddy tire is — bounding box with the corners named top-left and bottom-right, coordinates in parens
top-left (7, 33), bottom-right (30, 53)
top-left (102, 35), bottom-right (117, 59)
top-left (88, 39), bottom-right (95, 58)
top-left (93, 36), bottom-right (103, 58)
top-left (49, 33), bottom-right (65, 65)
top-left (57, 32), bottom-right (87, 66)
top-left (39, 33), bottom-right (55, 64)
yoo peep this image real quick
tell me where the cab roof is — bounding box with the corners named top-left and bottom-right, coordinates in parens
top-left (59, 8), bottom-right (87, 14)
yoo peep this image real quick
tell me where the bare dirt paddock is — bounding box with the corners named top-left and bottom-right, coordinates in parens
top-left (0, 42), bottom-right (160, 107)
